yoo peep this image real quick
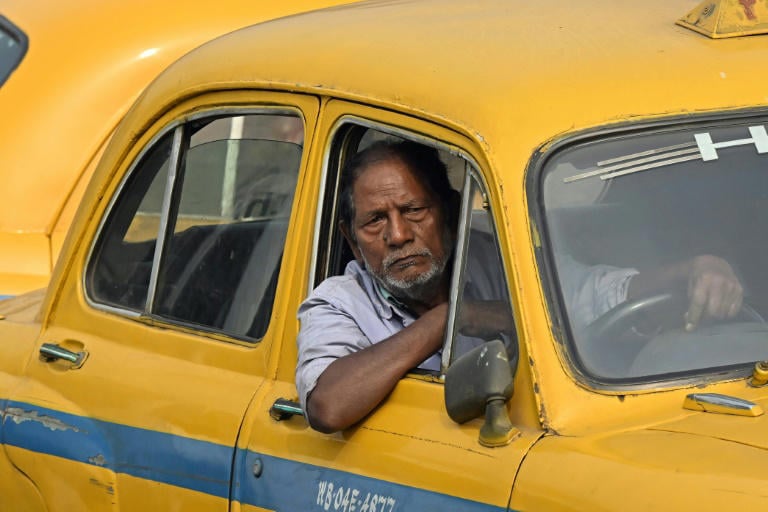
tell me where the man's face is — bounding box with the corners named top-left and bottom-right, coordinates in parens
top-left (346, 157), bottom-right (452, 305)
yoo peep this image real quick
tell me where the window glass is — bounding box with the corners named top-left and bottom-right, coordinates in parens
top-left (0, 16), bottom-right (28, 87)
top-left (450, 176), bottom-right (517, 366)
top-left (88, 112), bottom-right (304, 340)
top-left (541, 117), bottom-right (768, 382)
top-left (89, 132), bottom-right (173, 310)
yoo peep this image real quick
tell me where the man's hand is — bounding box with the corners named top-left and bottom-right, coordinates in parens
top-left (457, 300), bottom-right (515, 340)
top-left (684, 255), bottom-right (743, 331)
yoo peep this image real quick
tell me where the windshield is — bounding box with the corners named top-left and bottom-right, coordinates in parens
top-left (0, 16), bottom-right (28, 88)
top-left (541, 115), bottom-right (768, 383)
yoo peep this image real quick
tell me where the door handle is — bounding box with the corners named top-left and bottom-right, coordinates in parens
top-left (39, 342), bottom-right (88, 369)
top-left (269, 398), bottom-right (304, 421)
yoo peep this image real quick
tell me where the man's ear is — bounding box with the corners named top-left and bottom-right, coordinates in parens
top-left (339, 220), bottom-right (363, 262)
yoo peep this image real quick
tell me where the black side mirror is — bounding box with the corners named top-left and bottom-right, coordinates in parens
top-left (444, 339), bottom-right (518, 447)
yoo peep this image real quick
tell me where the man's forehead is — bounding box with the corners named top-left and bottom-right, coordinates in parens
top-left (353, 156), bottom-right (431, 200)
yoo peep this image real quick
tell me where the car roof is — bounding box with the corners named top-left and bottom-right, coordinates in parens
top-left (112, 0), bottom-right (768, 191)
top-left (0, 0), bottom-right (353, 235)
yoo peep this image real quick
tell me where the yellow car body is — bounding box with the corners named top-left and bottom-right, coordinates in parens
top-left (2, 0), bottom-right (768, 510)
top-left (0, 0), bottom-right (353, 297)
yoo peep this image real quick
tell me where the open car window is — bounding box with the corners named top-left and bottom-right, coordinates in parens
top-left (540, 115), bottom-right (768, 384)
top-left (87, 111), bottom-right (304, 341)
top-left (0, 15), bottom-right (28, 87)
top-left (318, 121), bottom-right (517, 373)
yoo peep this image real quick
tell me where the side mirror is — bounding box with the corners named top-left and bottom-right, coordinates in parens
top-left (444, 339), bottom-right (519, 447)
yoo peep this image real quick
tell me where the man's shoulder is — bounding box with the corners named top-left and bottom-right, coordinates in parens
top-left (302, 260), bottom-right (376, 310)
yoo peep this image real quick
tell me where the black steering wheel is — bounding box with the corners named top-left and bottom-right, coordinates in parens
top-left (578, 293), bottom-right (765, 377)
top-left (586, 292), bottom-right (765, 344)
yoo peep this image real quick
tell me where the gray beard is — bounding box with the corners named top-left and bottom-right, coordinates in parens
top-left (361, 229), bottom-right (452, 304)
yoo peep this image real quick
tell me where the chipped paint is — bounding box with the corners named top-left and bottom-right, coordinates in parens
top-left (5, 407), bottom-right (81, 433)
top-left (89, 454), bottom-right (107, 466)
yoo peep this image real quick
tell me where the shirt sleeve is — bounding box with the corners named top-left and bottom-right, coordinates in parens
top-left (295, 293), bottom-right (372, 413)
top-left (557, 252), bottom-right (639, 333)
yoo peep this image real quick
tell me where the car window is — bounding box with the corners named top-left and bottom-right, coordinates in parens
top-left (87, 112), bottom-right (304, 341)
top-left (0, 15), bottom-right (28, 87)
top-left (447, 173), bottom-right (517, 367)
top-left (318, 121), bottom-right (517, 372)
top-left (539, 115), bottom-right (768, 383)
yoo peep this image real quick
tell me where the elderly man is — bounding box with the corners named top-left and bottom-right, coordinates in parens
top-left (296, 140), bottom-right (743, 434)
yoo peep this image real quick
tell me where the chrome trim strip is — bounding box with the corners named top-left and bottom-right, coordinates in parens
top-left (442, 166), bottom-right (474, 372)
top-left (600, 153), bottom-right (702, 180)
top-left (145, 126), bottom-right (184, 313)
top-left (565, 146), bottom-right (701, 183)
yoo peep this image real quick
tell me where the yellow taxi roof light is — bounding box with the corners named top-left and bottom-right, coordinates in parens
top-left (677, 0), bottom-right (768, 38)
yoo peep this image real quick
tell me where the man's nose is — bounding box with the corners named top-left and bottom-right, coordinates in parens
top-left (384, 212), bottom-right (414, 246)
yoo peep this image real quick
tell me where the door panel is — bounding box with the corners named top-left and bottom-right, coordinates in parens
top-left (3, 92), bottom-right (320, 510)
top-left (235, 100), bottom-right (543, 511)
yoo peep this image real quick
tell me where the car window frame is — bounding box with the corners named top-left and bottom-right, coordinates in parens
top-left (526, 107), bottom-right (768, 392)
top-left (312, 114), bottom-right (517, 376)
top-left (84, 104), bottom-right (308, 343)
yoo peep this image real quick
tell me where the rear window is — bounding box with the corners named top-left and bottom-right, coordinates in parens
top-left (0, 15), bottom-right (28, 87)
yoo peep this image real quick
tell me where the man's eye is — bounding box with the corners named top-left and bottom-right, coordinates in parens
top-left (404, 206), bottom-right (427, 218)
top-left (365, 215), bottom-right (385, 226)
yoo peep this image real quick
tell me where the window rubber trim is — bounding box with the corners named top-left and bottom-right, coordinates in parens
top-left (0, 15), bottom-right (29, 88)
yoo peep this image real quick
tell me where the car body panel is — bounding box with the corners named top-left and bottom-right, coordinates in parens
top-left (0, 0), bottom-right (355, 296)
top-left (2, 0), bottom-right (768, 509)
top-left (513, 428), bottom-right (768, 511)
top-left (1, 89), bottom-right (322, 510)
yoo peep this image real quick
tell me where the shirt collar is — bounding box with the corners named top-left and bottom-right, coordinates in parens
top-left (346, 260), bottom-right (415, 321)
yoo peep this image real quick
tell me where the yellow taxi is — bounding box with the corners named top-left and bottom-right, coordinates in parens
top-left (2, 0), bottom-right (768, 510)
top-left (0, 0), bottom-right (353, 298)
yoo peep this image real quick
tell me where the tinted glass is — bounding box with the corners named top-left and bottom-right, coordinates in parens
top-left (155, 115), bottom-right (302, 338)
top-left (450, 176), bottom-right (517, 366)
top-left (88, 132), bottom-right (173, 310)
top-left (88, 113), bottom-right (304, 340)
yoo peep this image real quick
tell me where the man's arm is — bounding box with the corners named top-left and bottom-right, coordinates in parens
top-left (306, 303), bottom-right (448, 433)
top-left (627, 254), bottom-right (743, 330)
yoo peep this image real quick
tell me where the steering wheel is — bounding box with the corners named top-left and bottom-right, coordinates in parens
top-left (578, 293), bottom-right (765, 378)
top-left (586, 292), bottom-right (765, 344)
top-left (584, 293), bottom-right (682, 346)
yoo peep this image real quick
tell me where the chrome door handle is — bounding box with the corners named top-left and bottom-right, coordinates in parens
top-left (269, 398), bottom-right (304, 421)
top-left (40, 343), bottom-right (88, 368)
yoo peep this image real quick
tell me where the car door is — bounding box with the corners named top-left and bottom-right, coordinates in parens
top-left (2, 92), bottom-right (319, 510)
top-left (232, 100), bottom-right (544, 512)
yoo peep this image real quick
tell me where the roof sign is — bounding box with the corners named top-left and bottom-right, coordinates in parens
top-left (677, 0), bottom-right (768, 38)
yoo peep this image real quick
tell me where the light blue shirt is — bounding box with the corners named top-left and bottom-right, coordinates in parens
top-left (296, 251), bottom-right (636, 412)
top-left (295, 260), bottom-right (440, 411)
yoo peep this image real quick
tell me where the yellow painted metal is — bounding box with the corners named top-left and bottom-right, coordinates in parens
top-left (0, 91), bottom-right (320, 510)
top-left (512, 425), bottom-right (768, 511)
top-left (236, 98), bottom-right (544, 511)
top-left (677, 0), bottom-right (768, 38)
top-left (3, 0), bottom-right (768, 508)
top-left (0, 0), bottom-right (356, 295)
top-left (122, 0), bottom-right (768, 440)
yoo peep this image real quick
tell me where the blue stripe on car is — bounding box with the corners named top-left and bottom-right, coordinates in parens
top-left (1, 401), bottom-right (507, 511)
